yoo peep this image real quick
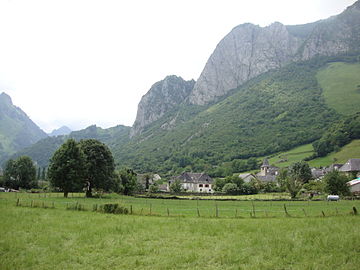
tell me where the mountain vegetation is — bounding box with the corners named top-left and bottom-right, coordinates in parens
top-left (8, 124), bottom-right (130, 168)
top-left (114, 55), bottom-right (360, 176)
top-left (312, 112), bottom-right (360, 157)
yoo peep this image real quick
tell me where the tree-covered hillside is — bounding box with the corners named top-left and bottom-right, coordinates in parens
top-left (113, 55), bottom-right (359, 175)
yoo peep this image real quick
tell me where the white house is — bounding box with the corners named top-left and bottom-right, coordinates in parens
top-left (169, 172), bottom-right (214, 193)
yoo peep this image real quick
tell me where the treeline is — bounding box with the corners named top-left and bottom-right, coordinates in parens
top-left (312, 112), bottom-right (360, 157)
top-left (1, 139), bottom-right (140, 198)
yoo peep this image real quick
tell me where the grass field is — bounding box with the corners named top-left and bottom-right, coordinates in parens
top-left (1, 192), bottom-right (360, 269)
top-left (317, 62), bottom-right (360, 116)
top-left (260, 139), bottom-right (360, 169)
top-left (267, 144), bottom-right (314, 168)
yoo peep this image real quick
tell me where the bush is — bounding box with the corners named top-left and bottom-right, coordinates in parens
top-left (101, 203), bottom-right (129, 214)
top-left (222, 183), bottom-right (239, 195)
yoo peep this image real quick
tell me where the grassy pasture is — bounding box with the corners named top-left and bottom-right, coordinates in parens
top-left (1, 193), bottom-right (360, 270)
top-left (317, 62), bottom-right (360, 116)
top-left (2, 192), bottom-right (360, 218)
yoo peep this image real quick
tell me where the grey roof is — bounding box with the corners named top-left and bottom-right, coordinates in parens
top-left (339, 159), bottom-right (360, 172)
top-left (174, 172), bottom-right (213, 184)
top-left (311, 168), bottom-right (326, 179)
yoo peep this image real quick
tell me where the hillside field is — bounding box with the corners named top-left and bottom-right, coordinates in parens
top-left (1, 192), bottom-right (360, 269)
top-left (263, 139), bottom-right (360, 169)
top-left (317, 62), bottom-right (360, 116)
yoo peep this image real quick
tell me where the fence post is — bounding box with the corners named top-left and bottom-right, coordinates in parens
top-left (215, 204), bottom-right (219, 218)
top-left (302, 208), bottom-right (307, 217)
top-left (16, 198), bottom-right (20, 206)
top-left (167, 208), bottom-right (170, 217)
top-left (197, 208), bottom-right (200, 217)
top-left (252, 201), bottom-right (256, 217)
top-left (130, 205), bottom-right (133, 215)
top-left (284, 204), bottom-right (290, 217)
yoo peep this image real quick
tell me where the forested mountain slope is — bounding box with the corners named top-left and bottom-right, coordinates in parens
top-left (114, 56), bottom-right (359, 175)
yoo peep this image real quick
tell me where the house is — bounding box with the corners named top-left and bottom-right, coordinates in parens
top-left (238, 173), bottom-right (256, 183)
top-left (256, 158), bottom-right (279, 182)
top-left (311, 168), bottom-right (326, 180)
top-left (170, 172), bottom-right (214, 193)
top-left (339, 158), bottom-right (360, 176)
top-left (137, 174), bottom-right (162, 190)
top-left (347, 178), bottom-right (360, 194)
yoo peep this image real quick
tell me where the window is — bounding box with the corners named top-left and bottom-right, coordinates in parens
top-left (205, 184), bottom-right (209, 188)
top-left (199, 184), bottom-right (203, 187)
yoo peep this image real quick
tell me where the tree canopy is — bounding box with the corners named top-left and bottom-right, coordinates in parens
top-left (79, 139), bottom-right (115, 197)
top-left (47, 139), bottom-right (86, 197)
top-left (3, 156), bottom-right (36, 189)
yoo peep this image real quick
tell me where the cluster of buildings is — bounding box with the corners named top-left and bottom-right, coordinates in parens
top-left (142, 158), bottom-right (360, 195)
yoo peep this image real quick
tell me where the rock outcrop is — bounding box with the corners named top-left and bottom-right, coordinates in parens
top-left (188, 0), bottom-right (360, 105)
top-left (131, 75), bottom-right (195, 137)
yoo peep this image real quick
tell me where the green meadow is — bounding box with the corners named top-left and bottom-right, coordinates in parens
top-left (1, 192), bottom-right (360, 269)
top-left (317, 61), bottom-right (360, 116)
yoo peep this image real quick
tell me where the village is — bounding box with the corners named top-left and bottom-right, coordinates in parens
top-left (137, 158), bottom-right (360, 196)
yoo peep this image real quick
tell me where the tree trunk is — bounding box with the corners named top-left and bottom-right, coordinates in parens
top-left (86, 181), bottom-right (92, 198)
top-left (64, 191), bottom-right (68, 198)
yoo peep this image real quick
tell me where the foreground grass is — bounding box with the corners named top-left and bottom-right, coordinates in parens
top-left (1, 195), bottom-right (360, 270)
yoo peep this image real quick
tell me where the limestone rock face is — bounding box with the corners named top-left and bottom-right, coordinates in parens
top-left (299, 2), bottom-right (360, 60)
top-left (189, 0), bottom-right (360, 105)
top-left (188, 22), bottom-right (302, 105)
top-left (131, 75), bottom-right (195, 137)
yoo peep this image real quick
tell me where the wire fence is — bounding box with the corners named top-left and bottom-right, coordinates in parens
top-left (4, 192), bottom-right (359, 219)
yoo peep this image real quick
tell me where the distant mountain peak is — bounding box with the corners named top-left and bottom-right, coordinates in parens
top-left (49, 126), bottom-right (72, 137)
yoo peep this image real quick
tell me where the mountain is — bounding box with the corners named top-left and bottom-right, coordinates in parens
top-left (7, 1), bottom-right (360, 175)
top-left (11, 124), bottom-right (131, 167)
top-left (0, 92), bottom-right (48, 162)
top-left (131, 75), bottom-right (195, 137)
top-left (188, 0), bottom-right (360, 105)
top-left (49, 126), bottom-right (72, 137)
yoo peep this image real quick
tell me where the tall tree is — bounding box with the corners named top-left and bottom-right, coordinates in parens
top-left (48, 139), bottom-right (85, 198)
top-left (323, 170), bottom-right (350, 196)
top-left (118, 168), bottom-right (137, 195)
top-left (4, 156), bottom-right (36, 189)
top-left (288, 161), bottom-right (312, 184)
top-left (79, 139), bottom-right (115, 197)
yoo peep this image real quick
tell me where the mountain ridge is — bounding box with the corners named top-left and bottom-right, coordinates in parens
top-left (0, 92), bottom-right (48, 163)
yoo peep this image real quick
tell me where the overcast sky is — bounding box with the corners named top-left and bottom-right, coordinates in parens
top-left (0, 0), bottom-right (356, 133)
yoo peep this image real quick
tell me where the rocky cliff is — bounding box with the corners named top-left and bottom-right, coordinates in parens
top-left (131, 75), bottom-right (195, 137)
top-left (188, 0), bottom-right (360, 105)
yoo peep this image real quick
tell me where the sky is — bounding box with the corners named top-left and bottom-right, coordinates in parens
top-left (0, 0), bottom-right (356, 133)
